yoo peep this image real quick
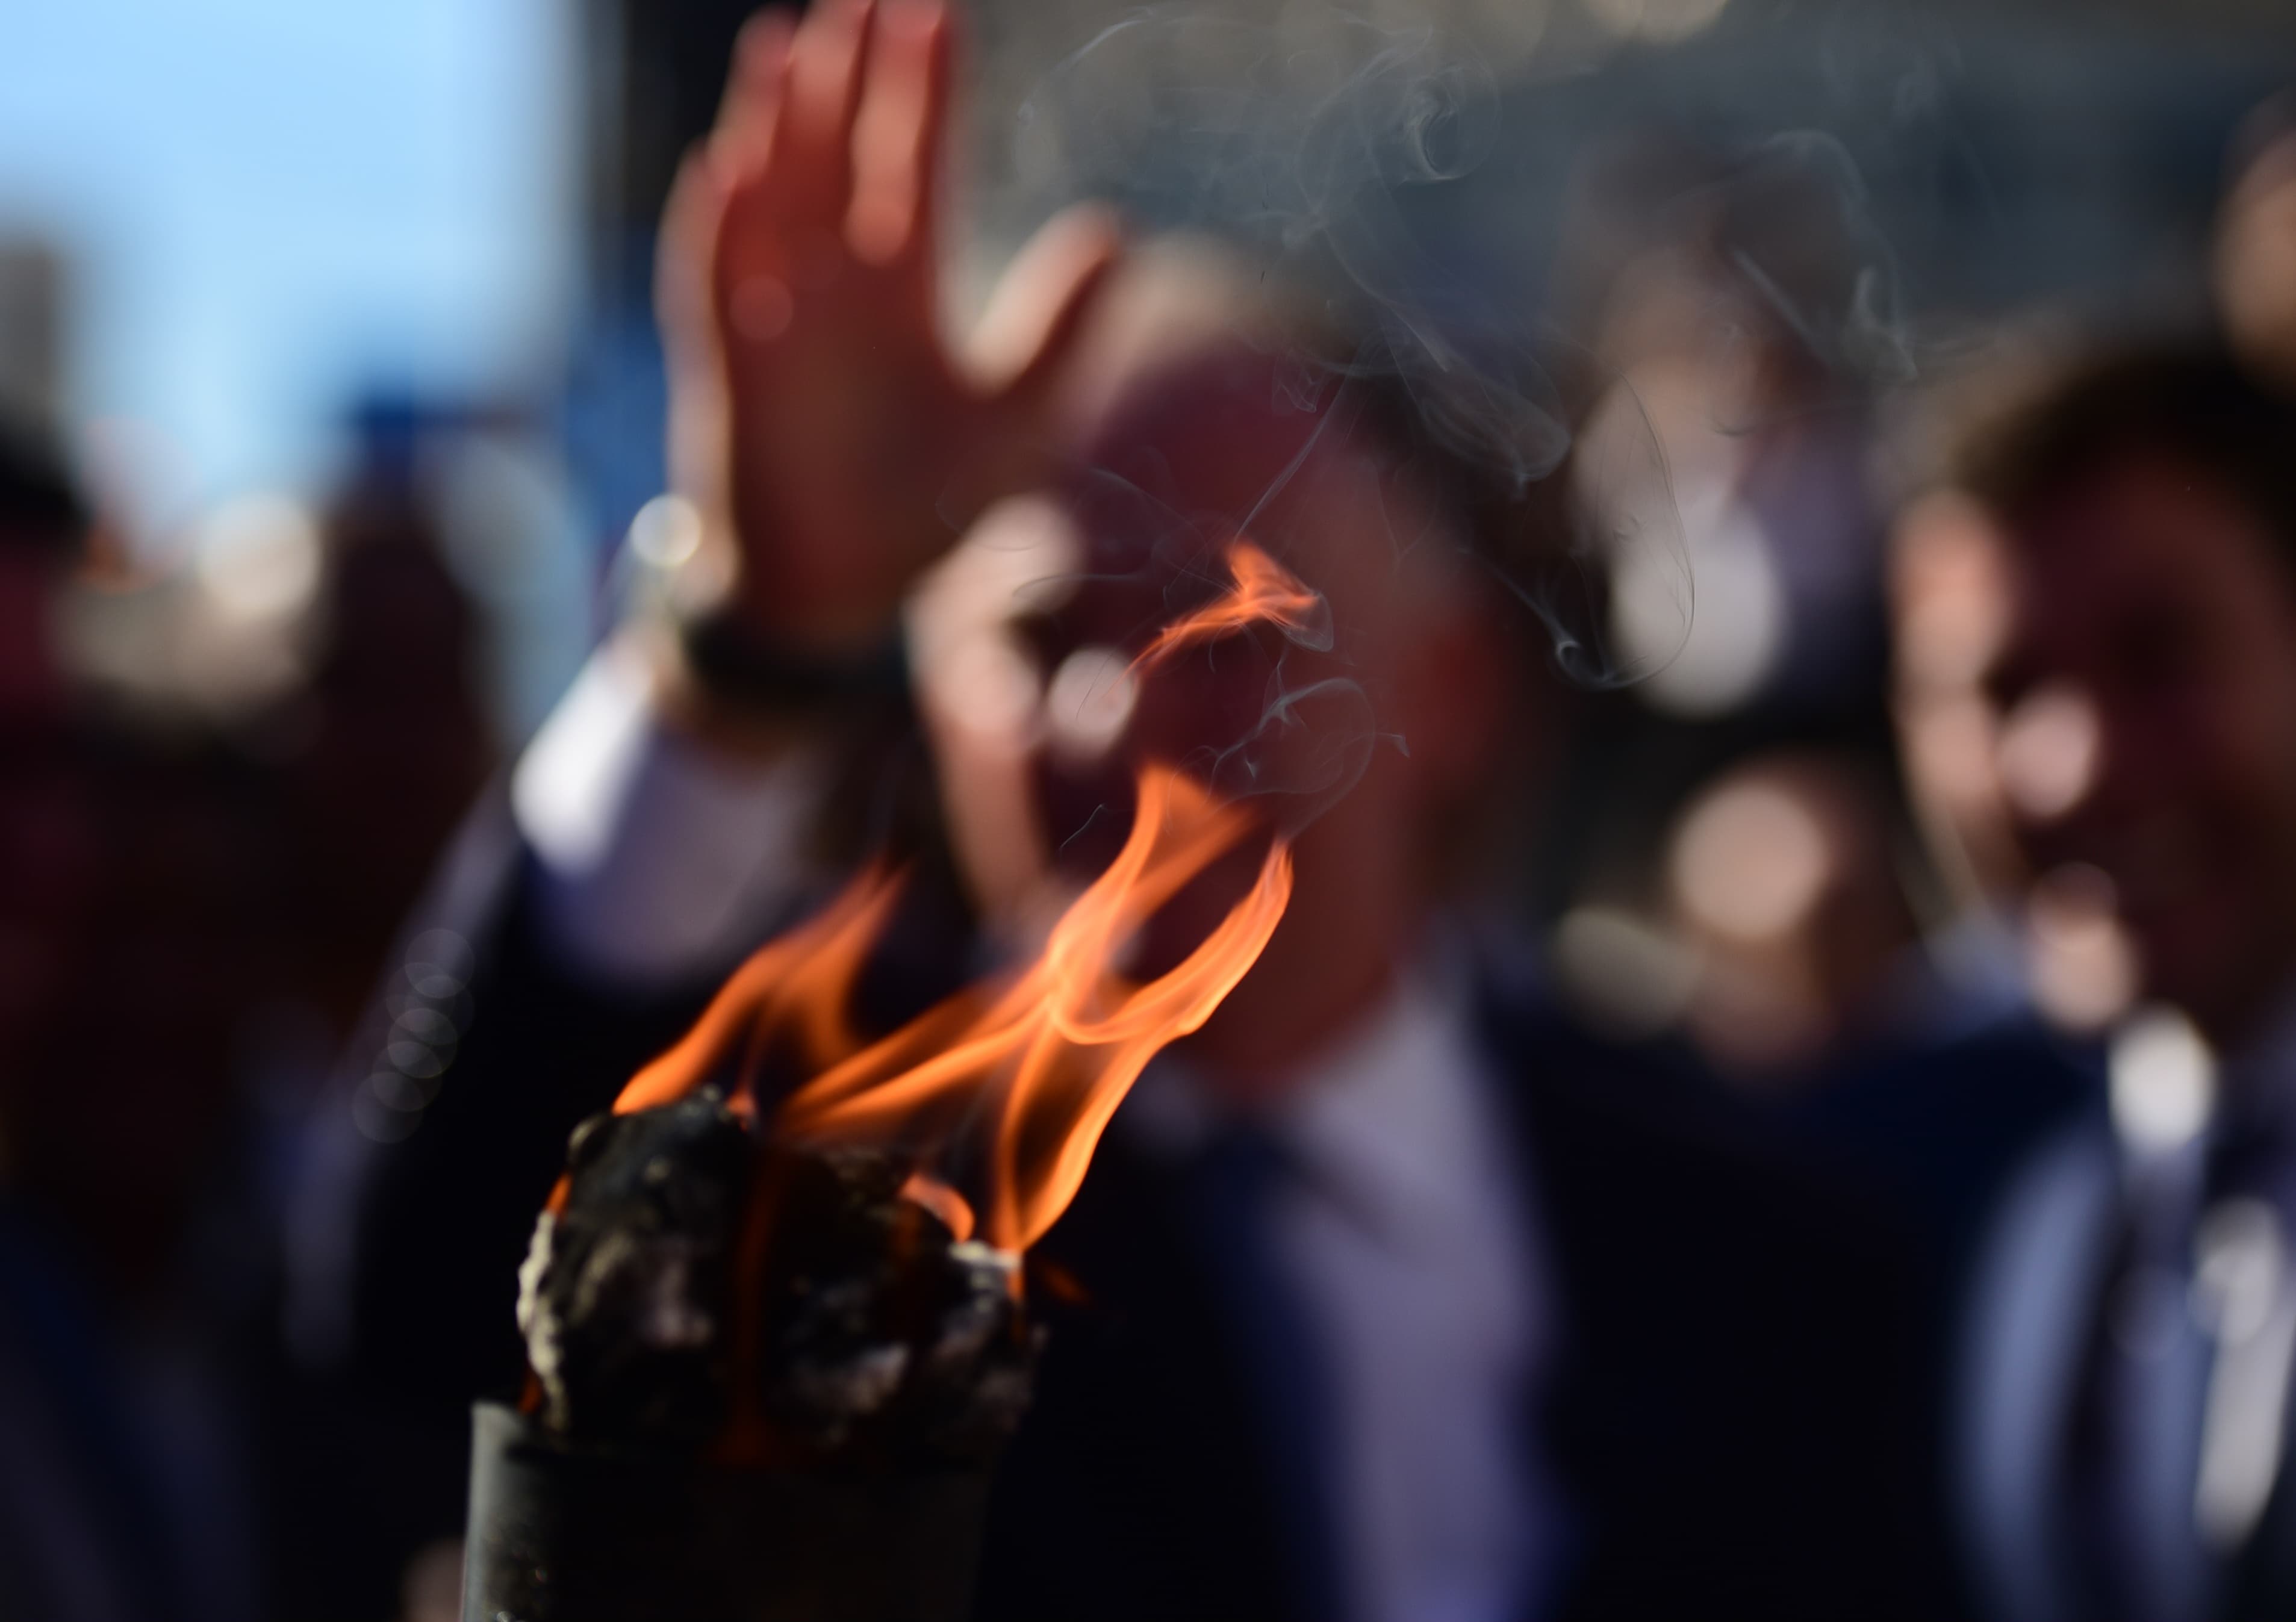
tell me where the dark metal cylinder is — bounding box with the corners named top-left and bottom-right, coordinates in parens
top-left (461, 1402), bottom-right (991, 1622)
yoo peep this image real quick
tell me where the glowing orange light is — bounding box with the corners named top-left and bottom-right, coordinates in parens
top-left (898, 1171), bottom-right (977, 1243)
top-left (587, 532), bottom-right (1318, 1255)
top-left (612, 860), bottom-right (903, 1116)
top-left (599, 762), bottom-right (1287, 1252)
top-left (1130, 538), bottom-right (1326, 674)
top-left (780, 762), bottom-right (1289, 1249)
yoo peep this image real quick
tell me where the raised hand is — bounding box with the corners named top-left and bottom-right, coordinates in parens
top-left (659, 0), bottom-right (1119, 656)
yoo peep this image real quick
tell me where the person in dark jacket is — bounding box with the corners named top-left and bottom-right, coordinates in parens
top-left (1928, 344), bottom-right (2296, 1622)
top-left (297, 5), bottom-right (1929, 1618)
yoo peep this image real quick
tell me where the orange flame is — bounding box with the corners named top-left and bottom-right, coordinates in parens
top-left (779, 763), bottom-right (1288, 1249)
top-left (597, 762), bottom-right (1288, 1252)
top-left (898, 1171), bottom-right (977, 1243)
top-left (583, 532), bottom-right (1318, 1257)
top-left (1130, 538), bottom-right (1327, 674)
top-left (614, 861), bottom-right (904, 1116)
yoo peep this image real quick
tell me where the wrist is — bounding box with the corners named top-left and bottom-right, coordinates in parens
top-left (623, 496), bottom-right (911, 730)
top-left (674, 607), bottom-right (909, 710)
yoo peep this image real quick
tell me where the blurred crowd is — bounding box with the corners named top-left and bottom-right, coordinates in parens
top-left (7, 2), bottom-right (2296, 1621)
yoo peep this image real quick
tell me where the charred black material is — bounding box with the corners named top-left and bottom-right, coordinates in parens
top-left (758, 1150), bottom-right (1037, 1469)
top-left (514, 1097), bottom-right (1036, 1467)
top-left (517, 1094), bottom-right (754, 1446)
top-left (480, 1105), bottom-right (1040, 1618)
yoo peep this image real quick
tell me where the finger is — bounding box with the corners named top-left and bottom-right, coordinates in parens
top-left (658, 148), bottom-right (731, 368)
top-left (715, 8), bottom-right (796, 163)
top-left (847, 0), bottom-right (952, 273)
top-left (762, 0), bottom-right (876, 235)
top-left (972, 204), bottom-right (1125, 405)
top-left (713, 37), bottom-right (801, 335)
top-left (659, 151), bottom-right (741, 514)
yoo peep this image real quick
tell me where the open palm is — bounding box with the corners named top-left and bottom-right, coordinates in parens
top-left (661, 0), bottom-right (1118, 654)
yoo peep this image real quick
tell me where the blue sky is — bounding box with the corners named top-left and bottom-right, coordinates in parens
top-left (0, 0), bottom-right (580, 538)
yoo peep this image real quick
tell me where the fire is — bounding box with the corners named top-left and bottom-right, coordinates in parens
top-left (612, 859), bottom-right (905, 1118)
top-left (778, 763), bottom-right (1289, 1249)
top-left (597, 762), bottom-right (1288, 1252)
top-left (1130, 538), bottom-right (1330, 673)
top-left (588, 535), bottom-right (1316, 1254)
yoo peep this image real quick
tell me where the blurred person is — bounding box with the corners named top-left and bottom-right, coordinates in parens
top-left (1559, 728), bottom-right (2095, 1622)
top-left (0, 423), bottom-right (275, 1622)
top-left (0, 415), bottom-right (129, 1620)
top-left (1644, 738), bottom-right (2081, 1248)
top-left (1934, 344), bottom-right (2296, 1622)
top-left (1853, 485), bottom-right (2105, 1271)
top-left (0, 416), bottom-right (89, 1092)
top-left (281, 408), bottom-right (497, 1040)
top-left (304, 5), bottom-right (1926, 1620)
top-left (1549, 131), bottom-right (1893, 726)
top-left (211, 411), bottom-right (510, 1621)
top-left (1660, 749), bottom-right (1922, 1085)
top-left (1533, 129), bottom-right (1909, 1070)
top-left (3, 405), bottom-right (568, 1622)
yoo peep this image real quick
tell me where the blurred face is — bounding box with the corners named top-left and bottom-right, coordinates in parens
top-left (915, 343), bottom-right (1509, 1081)
top-left (1983, 455), bottom-right (2296, 1043)
top-left (1037, 352), bottom-right (1397, 853)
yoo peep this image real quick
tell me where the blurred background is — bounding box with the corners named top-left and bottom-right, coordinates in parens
top-left (3, 0), bottom-right (2295, 1617)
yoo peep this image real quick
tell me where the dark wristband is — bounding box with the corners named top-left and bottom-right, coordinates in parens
top-left (676, 612), bottom-right (909, 710)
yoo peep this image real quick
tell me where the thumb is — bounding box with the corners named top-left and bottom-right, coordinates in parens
top-left (968, 204), bottom-right (1124, 411)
